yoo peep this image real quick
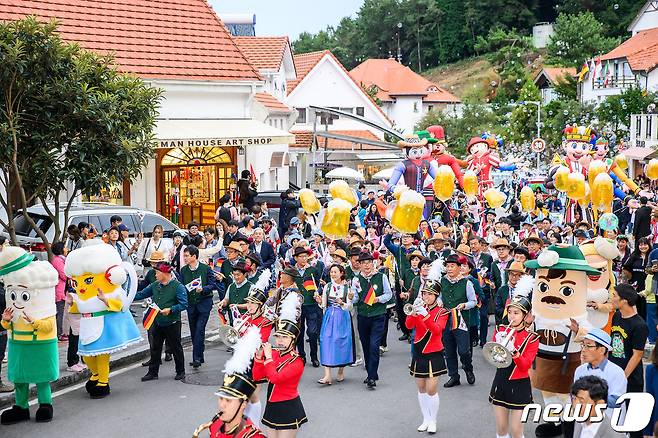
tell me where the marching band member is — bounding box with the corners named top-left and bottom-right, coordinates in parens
top-left (193, 326), bottom-right (265, 438)
top-left (405, 259), bottom-right (449, 434)
top-left (489, 295), bottom-right (539, 438)
top-left (253, 293), bottom-right (307, 437)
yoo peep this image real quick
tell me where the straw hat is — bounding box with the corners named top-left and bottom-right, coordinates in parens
top-left (147, 250), bottom-right (167, 263)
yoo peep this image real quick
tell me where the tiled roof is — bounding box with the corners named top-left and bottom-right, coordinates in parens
top-left (601, 27), bottom-right (658, 72)
top-left (291, 129), bottom-right (387, 150)
top-left (234, 36), bottom-right (290, 71)
top-left (349, 58), bottom-right (461, 103)
top-left (537, 67), bottom-right (577, 84)
top-left (0, 0), bottom-right (261, 81)
top-left (255, 92), bottom-right (292, 113)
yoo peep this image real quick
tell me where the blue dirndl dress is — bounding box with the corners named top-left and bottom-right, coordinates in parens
top-left (319, 283), bottom-right (355, 367)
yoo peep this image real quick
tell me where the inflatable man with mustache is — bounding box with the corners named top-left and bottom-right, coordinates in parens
top-left (525, 245), bottom-right (599, 438)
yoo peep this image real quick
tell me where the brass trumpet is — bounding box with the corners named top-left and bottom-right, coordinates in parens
top-left (403, 303), bottom-right (415, 315)
top-left (482, 324), bottom-right (517, 368)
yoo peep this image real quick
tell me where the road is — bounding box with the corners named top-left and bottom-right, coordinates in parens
top-left (2, 327), bottom-right (538, 438)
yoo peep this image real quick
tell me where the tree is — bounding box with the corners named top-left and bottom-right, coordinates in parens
top-left (542, 99), bottom-right (596, 157)
top-left (505, 79), bottom-right (542, 145)
top-left (552, 74), bottom-right (578, 101)
top-left (546, 12), bottom-right (619, 68)
top-left (555, 0), bottom-right (647, 38)
top-left (0, 17), bottom-right (162, 258)
top-left (597, 87), bottom-right (658, 140)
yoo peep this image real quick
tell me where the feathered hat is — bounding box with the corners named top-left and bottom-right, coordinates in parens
top-left (274, 292), bottom-right (302, 340)
top-left (245, 268), bottom-right (271, 306)
top-left (421, 257), bottom-right (444, 296)
top-left (216, 326), bottom-right (261, 400)
top-left (481, 131), bottom-right (504, 150)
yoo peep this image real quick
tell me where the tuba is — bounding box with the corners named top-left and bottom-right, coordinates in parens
top-left (218, 305), bottom-right (247, 347)
top-left (482, 324), bottom-right (517, 368)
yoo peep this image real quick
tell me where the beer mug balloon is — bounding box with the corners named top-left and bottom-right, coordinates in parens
top-left (614, 153), bottom-right (628, 170)
top-left (329, 180), bottom-right (358, 207)
top-left (320, 199), bottom-right (352, 239)
top-left (483, 188), bottom-right (506, 209)
top-left (433, 165), bottom-right (455, 202)
top-left (520, 186), bottom-right (535, 212)
top-left (587, 160), bottom-right (607, 187)
top-left (646, 159), bottom-right (658, 181)
top-left (463, 170), bottom-right (478, 199)
top-left (591, 173), bottom-right (614, 211)
top-left (577, 183), bottom-right (591, 208)
top-left (298, 188), bottom-right (321, 214)
top-left (565, 172), bottom-right (586, 200)
top-left (390, 190), bottom-right (425, 233)
top-left (554, 166), bottom-right (570, 192)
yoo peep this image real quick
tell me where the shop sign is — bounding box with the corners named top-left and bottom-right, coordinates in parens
top-left (157, 138), bottom-right (275, 148)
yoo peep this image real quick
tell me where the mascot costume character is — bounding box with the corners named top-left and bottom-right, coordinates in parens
top-left (64, 241), bottom-right (141, 398)
top-left (466, 133), bottom-right (516, 197)
top-left (0, 247), bottom-right (59, 425)
top-left (387, 133), bottom-right (438, 218)
top-left (525, 245), bottom-right (598, 437)
top-left (424, 125), bottom-right (466, 187)
top-left (580, 237), bottom-right (619, 332)
top-left (589, 136), bottom-right (645, 201)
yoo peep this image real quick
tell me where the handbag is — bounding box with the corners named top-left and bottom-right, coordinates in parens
top-left (141, 238), bottom-right (152, 267)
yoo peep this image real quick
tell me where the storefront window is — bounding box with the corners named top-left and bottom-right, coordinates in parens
top-left (82, 182), bottom-right (124, 205)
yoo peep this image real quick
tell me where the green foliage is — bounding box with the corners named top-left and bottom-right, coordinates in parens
top-left (546, 12), bottom-right (619, 68)
top-left (542, 99), bottom-right (596, 155)
top-left (555, 0), bottom-right (648, 38)
top-left (552, 74), bottom-right (578, 101)
top-left (505, 79), bottom-right (542, 144)
top-left (0, 17), bottom-right (162, 251)
top-left (596, 87), bottom-right (658, 139)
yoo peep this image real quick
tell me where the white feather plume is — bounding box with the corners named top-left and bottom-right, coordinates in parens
top-left (253, 268), bottom-right (271, 292)
top-left (223, 326), bottom-right (262, 375)
top-left (279, 291), bottom-right (301, 322)
top-left (426, 257), bottom-right (444, 282)
top-left (514, 274), bottom-right (535, 297)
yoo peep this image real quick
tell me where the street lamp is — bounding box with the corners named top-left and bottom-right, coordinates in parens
top-left (396, 22), bottom-right (402, 63)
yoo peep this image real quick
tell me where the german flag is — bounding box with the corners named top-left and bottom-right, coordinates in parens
top-left (142, 305), bottom-right (160, 330)
top-left (363, 286), bottom-right (377, 306)
top-left (303, 278), bottom-right (317, 292)
top-left (423, 227), bottom-right (432, 240)
top-left (450, 308), bottom-right (460, 330)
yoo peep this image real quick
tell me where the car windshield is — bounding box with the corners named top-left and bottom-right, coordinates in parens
top-left (12, 212), bottom-right (53, 237)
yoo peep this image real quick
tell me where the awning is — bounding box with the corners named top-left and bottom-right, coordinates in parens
top-left (356, 153), bottom-right (402, 161)
top-left (155, 119), bottom-right (295, 148)
top-left (623, 146), bottom-right (655, 160)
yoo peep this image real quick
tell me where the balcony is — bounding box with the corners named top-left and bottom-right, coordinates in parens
top-left (593, 76), bottom-right (638, 89)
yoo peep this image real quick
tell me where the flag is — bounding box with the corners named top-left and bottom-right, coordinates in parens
top-left (185, 277), bottom-right (202, 292)
top-left (142, 304), bottom-right (160, 330)
top-left (423, 227), bottom-right (432, 239)
top-left (450, 308), bottom-right (468, 331)
top-left (217, 308), bottom-right (228, 326)
top-left (302, 278), bottom-right (317, 292)
top-left (363, 285), bottom-right (377, 306)
top-left (577, 61), bottom-right (589, 82)
top-left (593, 57), bottom-right (602, 85)
top-left (603, 61), bottom-right (611, 86)
top-left (249, 164), bottom-right (256, 184)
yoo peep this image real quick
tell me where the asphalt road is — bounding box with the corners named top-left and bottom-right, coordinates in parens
top-left (1, 325), bottom-right (538, 438)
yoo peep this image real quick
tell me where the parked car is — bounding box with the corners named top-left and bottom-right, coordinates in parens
top-left (3, 202), bottom-right (181, 260)
top-left (254, 191), bottom-right (331, 209)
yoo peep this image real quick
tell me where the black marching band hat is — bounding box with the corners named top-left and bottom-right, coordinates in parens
top-left (274, 292), bottom-right (302, 340)
top-left (245, 268), bottom-right (271, 306)
top-left (215, 326), bottom-right (262, 400)
top-left (420, 258), bottom-right (444, 296)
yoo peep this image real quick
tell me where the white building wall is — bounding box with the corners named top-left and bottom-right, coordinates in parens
top-left (387, 95), bottom-right (424, 133)
top-left (533, 23), bottom-right (554, 48)
top-left (631, 6), bottom-right (658, 35)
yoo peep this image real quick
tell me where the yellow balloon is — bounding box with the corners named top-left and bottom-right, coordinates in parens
top-left (298, 188), bottom-right (321, 214)
top-left (587, 160), bottom-right (607, 187)
top-left (390, 190), bottom-right (425, 233)
top-left (577, 183), bottom-right (591, 208)
top-left (329, 180), bottom-right (358, 207)
top-left (463, 170), bottom-right (478, 199)
top-left (433, 165), bottom-right (456, 202)
top-left (566, 172), bottom-right (586, 200)
top-left (591, 173), bottom-right (613, 211)
top-left (554, 166), bottom-right (570, 192)
top-left (483, 188), bottom-right (506, 209)
top-left (614, 153), bottom-right (629, 170)
top-left (520, 186), bottom-right (536, 212)
top-left (647, 159), bottom-right (658, 181)
top-left (320, 199), bottom-right (352, 239)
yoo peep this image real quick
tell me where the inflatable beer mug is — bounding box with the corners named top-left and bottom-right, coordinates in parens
top-left (554, 165), bottom-right (570, 192)
top-left (320, 199), bottom-right (352, 239)
top-left (463, 170), bottom-right (478, 199)
top-left (646, 159), bottom-right (658, 181)
top-left (483, 188), bottom-right (506, 209)
top-left (588, 160), bottom-right (607, 187)
top-left (390, 190), bottom-right (425, 233)
top-left (329, 180), bottom-right (358, 207)
top-left (392, 184), bottom-right (408, 200)
top-left (614, 153), bottom-right (628, 171)
top-left (519, 186), bottom-right (535, 212)
top-left (591, 173), bottom-right (614, 211)
top-left (433, 165), bottom-right (455, 202)
top-left (566, 172), bottom-right (586, 200)
top-left (298, 188), bottom-right (321, 214)
top-left (577, 183), bottom-right (591, 208)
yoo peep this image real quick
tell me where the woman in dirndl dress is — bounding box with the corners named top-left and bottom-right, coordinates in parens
top-left (404, 278), bottom-right (449, 434)
top-left (318, 264), bottom-right (355, 385)
top-left (489, 295), bottom-right (539, 438)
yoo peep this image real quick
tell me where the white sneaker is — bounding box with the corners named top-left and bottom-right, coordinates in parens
top-left (350, 358), bottom-right (363, 367)
top-left (427, 422), bottom-right (436, 434)
top-left (417, 421), bottom-right (429, 432)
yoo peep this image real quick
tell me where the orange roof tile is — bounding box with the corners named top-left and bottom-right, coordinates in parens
top-left (255, 92), bottom-right (292, 113)
top-left (349, 58), bottom-right (460, 103)
top-left (234, 36), bottom-right (290, 71)
top-left (291, 130), bottom-right (387, 150)
top-left (601, 27), bottom-right (658, 72)
top-left (538, 67), bottom-right (577, 84)
top-left (0, 0), bottom-right (261, 81)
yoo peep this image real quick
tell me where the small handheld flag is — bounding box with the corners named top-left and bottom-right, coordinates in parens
top-left (302, 278), bottom-right (317, 292)
top-left (186, 277), bottom-right (202, 292)
top-left (143, 303), bottom-right (161, 330)
top-left (363, 285), bottom-right (377, 306)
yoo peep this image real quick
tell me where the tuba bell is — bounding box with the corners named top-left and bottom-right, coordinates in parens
top-left (218, 325), bottom-right (240, 347)
top-left (482, 324), bottom-right (517, 368)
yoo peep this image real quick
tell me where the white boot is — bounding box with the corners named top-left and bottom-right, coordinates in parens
top-left (245, 401), bottom-right (262, 428)
top-left (417, 392), bottom-right (430, 432)
top-left (426, 394), bottom-right (440, 434)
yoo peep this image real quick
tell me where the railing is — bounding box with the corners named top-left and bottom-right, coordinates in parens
top-left (630, 114), bottom-right (658, 145)
top-left (593, 76), bottom-right (637, 89)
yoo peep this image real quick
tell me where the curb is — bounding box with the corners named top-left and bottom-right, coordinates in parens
top-left (0, 330), bottom-right (221, 410)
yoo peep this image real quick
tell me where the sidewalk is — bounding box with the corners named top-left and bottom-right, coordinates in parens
top-left (0, 302), bottom-right (224, 409)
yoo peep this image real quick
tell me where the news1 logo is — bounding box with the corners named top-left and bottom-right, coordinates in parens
top-left (522, 393), bottom-right (655, 432)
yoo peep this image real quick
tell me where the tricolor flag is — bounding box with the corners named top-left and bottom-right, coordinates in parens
top-left (302, 278), bottom-right (317, 292)
top-left (142, 303), bottom-right (161, 330)
top-left (592, 57), bottom-right (602, 85)
top-left (450, 308), bottom-right (468, 331)
top-left (603, 61), bottom-right (612, 86)
top-left (577, 61), bottom-right (589, 82)
top-left (217, 309), bottom-right (228, 326)
top-left (423, 227), bottom-right (432, 239)
top-left (363, 285), bottom-right (377, 306)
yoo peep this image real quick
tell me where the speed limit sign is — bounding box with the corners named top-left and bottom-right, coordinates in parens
top-left (531, 138), bottom-right (545, 153)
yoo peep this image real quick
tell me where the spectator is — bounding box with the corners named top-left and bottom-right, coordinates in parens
top-left (107, 226), bottom-right (130, 262)
top-left (136, 224), bottom-right (173, 268)
top-left (170, 230), bottom-right (186, 274)
top-left (571, 376), bottom-right (626, 438)
top-left (65, 225), bottom-right (84, 253)
top-left (250, 227), bottom-right (275, 270)
top-left (645, 346), bottom-right (658, 437)
top-left (50, 242), bottom-right (68, 340)
top-left (110, 215), bottom-right (123, 228)
top-left (239, 216), bottom-right (256, 238)
top-left (237, 169), bottom-right (258, 210)
top-left (215, 193), bottom-right (239, 227)
top-left (278, 189), bottom-right (301, 239)
top-left (297, 212), bottom-right (312, 240)
top-left (633, 196), bottom-right (652, 243)
top-left (612, 235), bottom-right (631, 279)
top-left (623, 236), bottom-right (651, 319)
top-left (184, 221), bottom-right (205, 248)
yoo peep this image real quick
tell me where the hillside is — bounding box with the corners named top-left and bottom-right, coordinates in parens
top-left (422, 57), bottom-right (499, 100)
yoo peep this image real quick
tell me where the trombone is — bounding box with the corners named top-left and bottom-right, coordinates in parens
top-left (482, 324), bottom-right (518, 368)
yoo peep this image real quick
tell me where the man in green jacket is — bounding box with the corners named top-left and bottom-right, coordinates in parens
top-left (134, 262), bottom-right (188, 382)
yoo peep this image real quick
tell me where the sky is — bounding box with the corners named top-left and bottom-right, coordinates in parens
top-left (210, 0), bottom-right (364, 40)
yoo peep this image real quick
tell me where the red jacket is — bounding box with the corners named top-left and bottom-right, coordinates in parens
top-left (492, 325), bottom-right (540, 380)
top-left (405, 305), bottom-right (449, 354)
top-left (209, 417), bottom-right (265, 438)
top-left (244, 314), bottom-right (273, 343)
top-left (252, 351), bottom-right (304, 402)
